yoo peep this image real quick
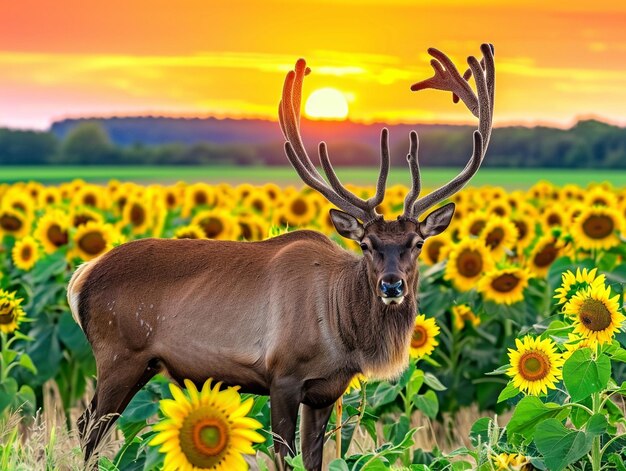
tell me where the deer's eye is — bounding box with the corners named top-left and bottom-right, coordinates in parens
top-left (414, 241), bottom-right (424, 250)
top-left (359, 243), bottom-right (369, 251)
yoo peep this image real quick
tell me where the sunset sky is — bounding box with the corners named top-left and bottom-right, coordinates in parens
top-left (2, 0), bottom-right (626, 130)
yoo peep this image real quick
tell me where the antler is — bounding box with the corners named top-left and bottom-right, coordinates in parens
top-left (402, 43), bottom-right (495, 219)
top-left (279, 59), bottom-right (389, 224)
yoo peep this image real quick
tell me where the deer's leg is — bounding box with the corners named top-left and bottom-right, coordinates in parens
top-left (269, 378), bottom-right (301, 469)
top-left (82, 356), bottom-right (159, 464)
top-left (300, 403), bottom-right (333, 471)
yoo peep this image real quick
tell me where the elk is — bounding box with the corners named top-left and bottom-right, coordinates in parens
top-left (69, 44), bottom-right (494, 470)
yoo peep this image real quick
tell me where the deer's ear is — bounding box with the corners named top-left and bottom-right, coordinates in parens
top-left (419, 203), bottom-right (455, 239)
top-left (330, 209), bottom-right (365, 241)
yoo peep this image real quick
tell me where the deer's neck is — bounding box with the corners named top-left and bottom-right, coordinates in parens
top-left (333, 258), bottom-right (417, 381)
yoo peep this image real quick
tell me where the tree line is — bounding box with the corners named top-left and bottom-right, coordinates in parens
top-left (1, 119), bottom-right (626, 168)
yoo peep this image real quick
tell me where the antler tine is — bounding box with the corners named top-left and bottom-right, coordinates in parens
top-left (411, 132), bottom-right (483, 217)
top-left (410, 44), bottom-right (495, 218)
top-left (279, 59), bottom-right (381, 222)
top-left (411, 48), bottom-right (479, 118)
top-left (401, 130), bottom-right (421, 218)
top-left (365, 128), bottom-right (390, 209)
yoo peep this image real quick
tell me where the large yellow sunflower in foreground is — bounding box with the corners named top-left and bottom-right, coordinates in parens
top-left (478, 267), bottom-right (531, 305)
top-left (444, 239), bottom-right (494, 291)
top-left (409, 314), bottom-right (440, 358)
top-left (150, 379), bottom-right (264, 471)
top-left (563, 284), bottom-right (624, 345)
top-left (507, 336), bottom-right (563, 396)
top-left (554, 268), bottom-right (606, 306)
top-left (0, 289), bottom-right (26, 334)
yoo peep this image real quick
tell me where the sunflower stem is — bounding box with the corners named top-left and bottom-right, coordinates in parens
top-left (335, 396), bottom-right (343, 460)
top-left (591, 391), bottom-right (602, 471)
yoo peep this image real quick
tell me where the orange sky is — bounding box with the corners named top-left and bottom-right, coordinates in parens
top-left (2, 0), bottom-right (626, 129)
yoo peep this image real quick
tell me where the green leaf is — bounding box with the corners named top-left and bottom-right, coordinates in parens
top-left (328, 459), bottom-right (350, 471)
top-left (485, 364), bottom-right (510, 376)
top-left (407, 369), bottom-right (424, 399)
top-left (534, 418), bottom-right (593, 471)
top-left (506, 396), bottom-right (566, 441)
top-left (383, 415), bottom-right (409, 446)
top-left (423, 372), bottom-right (446, 391)
top-left (18, 353), bottom-right (37, 374)
top-left (497, 381), bottom-right (520, 403)
top-left (563, 349), bottom-right (611, 402)
top-left (0, 378), bottom-right (19, 413)
top-left (413, 390), bottom-right (439, 418)
top-left (469, 417), bottom-right (492, 448)
top-left (586, 413), bottom-right (608, 436)
top-left (608, 347), bottom-right (626, 363)
top-left (368, 381), bottom-right (400, 408)
top-left (16, 384), bottom-right (36, 415)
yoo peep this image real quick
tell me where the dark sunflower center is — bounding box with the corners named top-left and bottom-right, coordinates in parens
top-left (493, 206), bottom-right (506, 217)
top-left (533, 243), bottom-right (558, 267)
top-left (579, 299), bottom-right (612, 331)
top-left (47, 224), bottom-right (68, 247)
top-left (291, 199), bottom-right (308, 216)
top-left (180, 410), bottom-right (230, 468)
top-left (582, 215), bottom-right (614, 239)
top-left (485, 228), bottom-right (504, 249)
top-left (469, 220), bottom-right (486, 236)
top-left (200, 217), bottom-right (224, 238)
top-left (252, 199), bottom-right (265, 212)
top-left (0, 214), bottom-right (22, 232)
top-left (591, 198), bottom-right (608, 206)
top-left (239, 222), bottom-right (253, 240)
top-left (73, 214), bottom-right (96, 227)
top-left (547, 214), bottom-right (561, 226)
top-left (130, 203), bottom-right (146, 226)
top-left (166, 193), bottom-right (177, 206)
top-left (78, 231), bottom-right (106, 255)
top-left (519, 352), bottom-right (549, 381)
top-left (427, 240), bottom-right (444, 263)
top-left (411, 326), bottom-right (427, 349)
top-left (21, 245), bottom-right (32, 261)
top-left (456, 249), bottom-right (483, 277)
top-left (117, 196), bottom-right (128, 210)
top-left (194, 191), bottom-right (208, 205)
top-left (491, 273), bottom-right (520, 292)
top-left (83, 194), bottom-right (97, 207)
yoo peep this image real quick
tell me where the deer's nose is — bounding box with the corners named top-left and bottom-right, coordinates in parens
top-left (380, 278), bottom-right (404, 298)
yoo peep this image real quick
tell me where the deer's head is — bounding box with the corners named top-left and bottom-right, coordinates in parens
top-left (279, 45), bottom-right (495, 306)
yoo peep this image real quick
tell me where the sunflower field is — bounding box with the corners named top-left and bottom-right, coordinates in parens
top-left (1, 178), bottom-right (626, 470)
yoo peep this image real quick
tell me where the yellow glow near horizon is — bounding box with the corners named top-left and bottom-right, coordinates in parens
top-left (305, 88), bottom-right (349, 120)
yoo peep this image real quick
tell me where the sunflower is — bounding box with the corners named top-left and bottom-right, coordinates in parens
top-left (150, 379), bottom-right (264, 471)
top-left (409, 314), bottom-right (440, 358)
top-left (459, 211), bottom-right (488, 237)
top-left (562, 333), bottom-right (593, 360)
top-left (559, 184), bottom-right (584, 203)
top-left (570, 206), bottom-right (623, 250)
top-left (507, 336), bottom-right (563, 396)
top-left (487, 200), bottom-right (512, 218)
top-left (492, 453), bottom-right (529, 470)
top-left (0, 207), bottom-right (30, 239)
top-left (12, 236), bottom-right (40, 271)
top-left (35, 209), bottom-right (70, 254)
top-left (262, 183), bottom-right (281, 202)
top-left (509, 216), bottom-right (535, 251)
top-left (72, 184), bottom-right (108, 209)
top-left (38, 186), bottom-right (62, 207)
top-left (122, 197), bottom-right (152, 234)
top-left (480, 217), bottom-right (518, 260)
top-left (280, 193), bottom-right (317, 227)
top-left (70, 207), bottom-right (104, 228)
top-left (478, 267), bottom-right (531, 305)
top-left (541, 206), bottom-right (564, 229)
top-left (0, 290), bottom-right (26, 334)
top-left (563, 284), bottom-right (624, 345)
top-left (236, 214), bottom-right (267, 241)
top-left (421, 232), bottom-right (452, 266)
top-left (451, 304), bottom-right (480, 330)
top-left (72, 221), bottom-right (117, 261)
top-left (527, 235), bottom-right (564, 277)
top-left (235, 183), bottom-right (256, 202)
top-left (192, 210), bottom-right (240, 240)
top-left (242, 191), bottom-right (273, 218)
top-left (444, 239), bottom-right (495, 292)
top-left (183, 183), bottom-right (215, 217)
top-left (2, 190), bottom-right (35, 217)
top-left (174, 224), bottom-right (207, 240)
top-left (163, 186), bottom-right (183, 210)
top-left (554, 268), bottom-right (606, 306)
top-left (583, 185), bottom-right (617, 208)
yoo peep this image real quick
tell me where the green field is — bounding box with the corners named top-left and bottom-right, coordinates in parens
top-left (1, 165), bottom-right (625, 188)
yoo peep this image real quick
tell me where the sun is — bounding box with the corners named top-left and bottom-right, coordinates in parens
top-left (304, 87), bottom-right (349, 120)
